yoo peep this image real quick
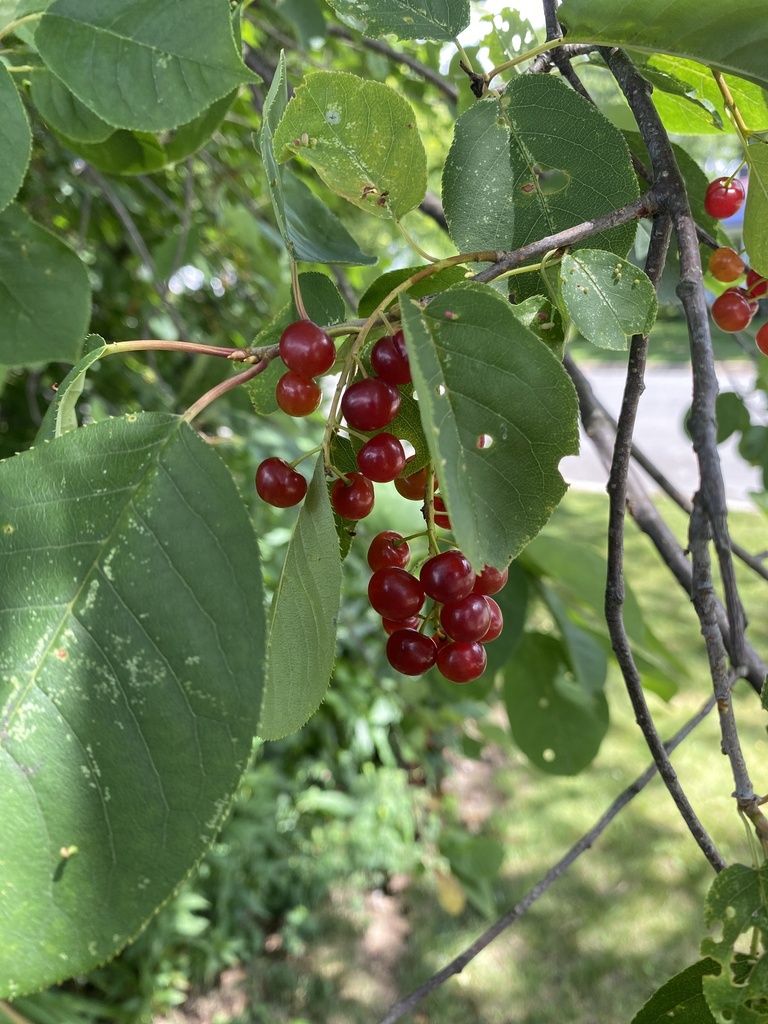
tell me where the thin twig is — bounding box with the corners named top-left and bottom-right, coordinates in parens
top-left (182, 359), bottom-right (271, 423)
top-left (376, 695), bottom-right (718, 1024)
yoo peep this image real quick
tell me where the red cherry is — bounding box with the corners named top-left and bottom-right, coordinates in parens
top-left (368, 531), bottom-right (410, 572)
top-left (756, 323), bottom-right (768, 356)
top-left (275, 371), bottom-right (322, 417)
top-left (382, 615), bottom-right (420, 635)
top-left (255, 457), bottom-right (307, 508)
top-left (356, 433), bottom-right (406, 482)
top-left (386, 629), bottom-right (437, 675)
top-left (431, 495), bottom-right (451, 530)
top-left (331, 472), bottom-right (375, 520)
top-left (279, 320), bottom-right (335, 377)
top-left (370, 330), bottom-right (411, 385)
top-left (708, 247), bottom-right (745, 283)
top-left (394, 457), bottom-right (431, 501)
top-left (481, 598), bottom-right (503, 642)
top-left (420, 550), bottom-right (475, 603)
top-left (704, 176), bottom-right (746, 220)
top-left (473, 565), bottom-right (509, 596)
top-left (711, 290), bottom-right (754, 333)
top-left (368, 567), bottom-right (425, 619)
top-left (436, 641), bottom-right (487, 683)
top-left (341, 378), bottom-right (401, 431)
top-left (439, 594), bottom-right (491, 643)
top-left (746, 269), bottom-right (768, 299)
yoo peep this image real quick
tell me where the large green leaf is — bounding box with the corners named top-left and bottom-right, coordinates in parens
top-left (259, 456), bottom-right (342, 741)
top-left (0, 413), bottom-right (265, 995)
top-left (30, 67), bottom-right (113, 143)
top-left (744, 143), bottom-right (768, 279)
top-left (283, 170), bottom-right (375, 265)
top-left (36, 0), bottom-right (253, 132)
top-left (0, 63), bottom-right (31, 214)
top-left (442, 75), bottom-right (639, 258)
top-left (324, 0), bottom-right (470, 40)
top-left (357, 264), bottom-right (468, 318)
top-left (273, 71), bottom-right (427, 219)
top-left (400, 281), bottom-right (579, 570)
top-left (0, 203), bottom-right (90, 365)
top-left (503, 632), bottom-right (609, 775)
top-left (558, 0), bottom-right (768, 93)
top-left (629, 959), bottom-right (718, 1023)
top-left (558, 250), bottom-right (658, 350)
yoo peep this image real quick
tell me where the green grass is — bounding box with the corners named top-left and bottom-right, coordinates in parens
top-left (241, 491), bottom-right (768, 1024)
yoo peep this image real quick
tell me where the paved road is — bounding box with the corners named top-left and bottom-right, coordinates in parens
top-left (561, 363), bottom-right (765, 509)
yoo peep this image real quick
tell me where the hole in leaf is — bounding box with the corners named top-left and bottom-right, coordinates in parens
top-left (542, 748), bottom-right (556, 763)
top-left (435, 384), bottom-right (446, 396)
top-left (476, 434), bottom-right (494, 449)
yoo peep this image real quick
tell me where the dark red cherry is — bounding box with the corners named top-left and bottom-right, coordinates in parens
top-left (420, 550), bottom-right (475, 603)
top-left (279, 320), bottom-right (335, 377)
top-left (368, 567), bottom-right (424, 619)
top-left (275, 371), bottom-right (322, 417)
top-left (330, 472), bottom-right (375, 520)
top-left (370, 330), bottom-right (411, 385)
top-left (341, 378), bottom-right (401, 431)
top-left (255, 457), bottom-right (307, 508)
top-left (368, 531), bottom-right (410, 572)
top-left (386, 628), bottom-right (437, 675)
top-left (356, 433), bottom-right (406, 482)
top-left (436, 641), bottom-right (487, 683)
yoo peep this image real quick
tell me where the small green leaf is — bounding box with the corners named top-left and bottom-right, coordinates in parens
top-left (0, 63), bottom-right (31, 213)
top-left (716, 392), bottom-right (751, 443)
top-left (259, 456), bottom-right (342, 741)
top-left (442, 76), bottom-right (639, 257)
top-left (503, 632), bottom-right (609, 775)
top-left (629, 958), bottom-right (719, 1024)
top-left (36, 335), bottom-right (107, 442)
top-left (357, 264), bottom-right (467, 318)
top-left (744, 143), bottom-right (768, 279)
top-left (559, 250), bottom-right (658, 350)
top-left (283, 170), bottom-right (375, 265)
top-left (0, 203), bottom-right (90, 365)
top-left (30, 67), bottom-right (113, 143)
top-left (36, 0), bottom-right (254, 132)
top-left (0, 413), bottom-right (265, 995)
top-left (258, 50), bottom-right (291, 251)
top-left (273, 71), bottom-right (427, 219)
top-left (558, 0), bottom-right (768, 92)
top-left (400, 281), bottom-right (579, 570)
top-left (324, 0), bottom-right (470, 40)
top-left (540, 583), bottom-right (608, 696)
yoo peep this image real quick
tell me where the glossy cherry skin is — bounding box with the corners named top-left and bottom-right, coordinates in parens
top-left (708, 247), bottom-right (745, 283)
top-left (356, 432), bottom-right (406, 482)
top-left (368, 531), bottom-right (410, 572)
top-left (439, 594), bottom-right (491, 643)
top-left (341, 378), bottom-right (401, 431)
top-left (255, 457), bottom-right (307, 508)
top-left (746, 269), bottom-right (768, 299)
top-left (473, 565), bottom-right (509, 596)
top-left (330, 472), bottom-right (375, 520)
top-left (382, 615), bottom-right (420, 635)
top-left (370, 330), bottom-right (411, 385)
top-left (386, 629), bottom-right (437, 675)
top-left (704, 177), bottom-right (746, 220)
top-left (756, 323), bottom-right (768, 357)
top-left (395, 458), bottom-right (430, 501)
top-left (368, 567), bottom-right (424, 619)
top-left (436, 641), bottom-right (487, 683)
top-left (275, 371), bottom-right (322, 417)
top-left (279, 320), bottom-right (335, 377)
top-left (432, 495), bottom-right (451, 530)
top-left (420, 550), bottom-right (475, 603)
top-left (711, 290), bottom-right (754, 333)
top-left (481, 598), bottom-right (503, 642)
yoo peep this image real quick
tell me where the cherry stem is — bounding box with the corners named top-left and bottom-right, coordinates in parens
top-left (105, 339), bottom-right (249, 359)
top-left (486, 38), bottom-right (566, 88)
top-left (395, 530), bottom-right (429, 545)
top-left (182, 359), bottom-right (269, 423)
top-left (424, 463), bottom-right (440, 556)
top-left (290, 259), bottom-right (309, 321)
top-left (711, 70), bottom-right (751, 143)
top-left (395, 218), bottom-right (441, 263)
top-left (289, 444), bottom-right (323, 469)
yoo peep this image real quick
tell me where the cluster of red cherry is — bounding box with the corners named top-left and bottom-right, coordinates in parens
top-left (703, 176), bottom-right (768, 354)
top-left (254, 319), bottom-right (506, 682)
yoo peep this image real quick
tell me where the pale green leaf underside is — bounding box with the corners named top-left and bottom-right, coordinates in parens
top-left (559, 250), bottom-right (658, 350)
top-left (258, 50), bottom-right (291, 251)
top-left (0, 204), bottom-right (90, 366)
top-left (645, 55), bottom-right (768, 133)
top-left (558, 0), bottom-right (768, 92)
top-left (0, 413), bottom-right (265, 996)
top-left (744, 144), bottom-right (768, 279)
top-left (259, 456), bottom-right (342, 741)
top-left (0, 64), bottom-right (31, 214)
top-left (36, 0), bottom-right (253, 132)
top-left (401, 282), bottom-right (579, 570)
top-left (324, 0), bottom-right (470, 40)
top-left (283, 171), bottom-right (376, 265)
top-left (273, 70), bottom-right (427, 219)
top-left (442, 75), bottom-right (639, 258)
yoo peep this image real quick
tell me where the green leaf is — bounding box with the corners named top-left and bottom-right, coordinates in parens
top-left (744, 143), bottom-right (768, 279)
top-left (558, 250), bottom-right (658, 351)
top-left (629, 959), bottom-right (719, 1024)
top-left (442, 75), bottom-right (639, 257)
top-left (0, 413), bottom-right (265, 995)
top-left (36, 0), bottom-right (254, 132)
top-left (558, 0), bottom-right (768, 93)
top-left (259, 456), bottom-right (342, 741)
top-left (701, 863), bottom-right (768, 1023)
top-left (324, 0), bottom-right (470, 40)
top-left (0, 63), bottom-right (31, 214)
top-left (30, 67), bottom-right (113, 143)
top-left (540, 582), bottom-right (608, 696)
top-left (276, 0), bottom-right (326, 48)
top-left (36, 335), bottom-right (107, 442)
top-left (503, 632), bottom-right (609, 775)
top-left (716, 391), bottom-right (751, 443)
top-left (400, 281), bottom-right (579, 570)
top-left (258, 50), bottom-right (291, 251)
top-left (357, 264), bottom-right (467, 318)
top-left (0, 203), bottom-right (90, 365)
top-left (273, 70), bottom-right (427, 219)
top-left (283, 170), bottom-right (375, 265)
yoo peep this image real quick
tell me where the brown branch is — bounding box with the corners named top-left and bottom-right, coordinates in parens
top-left (376, 695), bottom-right (718, 1024)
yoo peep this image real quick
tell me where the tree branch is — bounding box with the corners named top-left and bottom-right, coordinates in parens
top-left (377, 695), bottom-right (718, 1024)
